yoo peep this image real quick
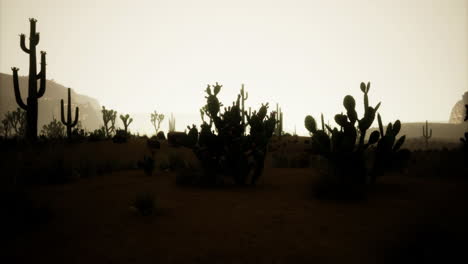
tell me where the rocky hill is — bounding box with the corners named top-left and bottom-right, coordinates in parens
top-left (0, 73), bottom-right (102, 131)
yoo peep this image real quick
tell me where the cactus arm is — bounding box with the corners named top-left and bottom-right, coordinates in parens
top-left (71, 107), bottom-right (79, 127)
top-left (60, 99), bottom-right (67, 124)
top-left (321, 113), bottom-right (325, 131)
top-left (377, 114), bottom-right (384, 136)
top-left (20, 34), bottom-right (30, 54)
top-left (36, 51), bottom-right (47, 98)
top-left (12, 67), bottom-right (28, 110)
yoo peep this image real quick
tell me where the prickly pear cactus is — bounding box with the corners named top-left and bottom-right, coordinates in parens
top-left (192, 83), bottom-right (276, 186)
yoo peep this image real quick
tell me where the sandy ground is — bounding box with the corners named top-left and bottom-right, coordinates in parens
top-left (5, 165), bottom-right (468, 264)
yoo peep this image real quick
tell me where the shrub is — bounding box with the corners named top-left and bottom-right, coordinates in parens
top-left (304, 82), bottom-right (409, 199)
top-left (88, 127), bottom-right (106, 141)
top-left (112, 129), bottom-right (130, 143)
top-left (147, 136), bottom-right (161, 149)
top-left (156, 131), bottom-right (166, 140)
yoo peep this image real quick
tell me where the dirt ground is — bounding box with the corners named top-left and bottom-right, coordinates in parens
top-left (4, 163), bottom-right (468, 264)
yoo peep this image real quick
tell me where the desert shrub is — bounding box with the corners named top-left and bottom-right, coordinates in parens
top-left (305, 82), bottom-right (409, 199)
top-left (156, 131), bottom-right (166, 140)
top-left (131, 192), bottom-right (156, 216)
top-left (190, 83), bottom-right (276, 186)
top-left (88, 127), bottom-right (106, 141)
top-left (138, 155), bottom-right (155, 176)
top-left (112, 129), bottom-right (130, 143)
top-left (147, 136), bottom-right (161, 149)
top-left (167, 131), bottom-right (190, 147)
top-left (40, 118), bottom-right (65, 139)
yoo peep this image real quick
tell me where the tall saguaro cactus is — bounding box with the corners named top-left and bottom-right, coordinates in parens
top-left (422, 120), bottom-right (432, 149)
top-left (60, 88), bottom-right (79, 140)
top-left (240, 84), bottom-right (248, 128)
top-left (11, 18), bottom-right (47, 141)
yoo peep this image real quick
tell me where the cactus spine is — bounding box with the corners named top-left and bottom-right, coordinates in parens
top-left (11, 18), bottom-right (47, 141)
top-left (422, 120), bottom-right (432, 149)
top-left (60, 88), bottom-right (79, 140)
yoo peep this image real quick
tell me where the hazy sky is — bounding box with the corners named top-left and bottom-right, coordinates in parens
top-left (1, 0), bottom-right (467, 134)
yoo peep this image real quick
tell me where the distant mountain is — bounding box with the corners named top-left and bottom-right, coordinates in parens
top-left (0, 73), bottom-right (102, 131)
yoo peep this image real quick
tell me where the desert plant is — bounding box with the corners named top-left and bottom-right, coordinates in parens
top-left (5, 108), bottom-right (27, 137)
top-left (240, 84), bottom-right (249, 130)
top-left (186, 124), bottom-right (198, 147)
top-left (156, 131), bottom-right (166, 140)
top-left (60, 88), bottom-right (79, 140)
top-left (305, 82), bottom-right (382, 198)
top-left (369, 114), bottom-right (410, 183)
top-left (101, 106), bottom-right (117, 138)
top-left (40, 117), bottom-right (65, 139)
top-left (150, 111), bottom-right (164, 134)
top-left (168, 113), bottom-right (176, 132)
top-left (131, 192), bottom-right (156, 216)
top-left (1, 118), bottom-right (10, 138)
top-left (11, 18), bottom-right (47, 142)
top-left (112, 129), bottom-right (130, 143)
top-left (88, 127), bottom-right (106, 141)
top-left (147, 136), bottom-right (161, 149)
top-left (119, 114), bottom-right (133, 134)
top-left (274, 103), bottom-right (283, 137)
top-left (422, 120), bottom-right (432, 149)
top-left (192, 82), bottom-right (276, 186)
top-left (461, 104), bottom-right (468, 151)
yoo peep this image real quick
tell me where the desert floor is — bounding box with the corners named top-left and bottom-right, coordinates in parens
top-left (5, 157), bottom-right (468, 264)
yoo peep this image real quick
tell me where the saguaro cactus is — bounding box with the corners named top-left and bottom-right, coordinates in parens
top-left (422, 120), bottom-right (432, 149)
top-left (60, 88), bottom-right (79, 140)
top-left (11, 18), bottom-right (47, 141)
top-left (240, 84), bottom-right (249, 129)
top-left (275, 103), bottom-right (283, 137)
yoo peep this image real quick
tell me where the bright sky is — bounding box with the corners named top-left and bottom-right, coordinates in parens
top-left (1, 0), bottom-right (467, 135)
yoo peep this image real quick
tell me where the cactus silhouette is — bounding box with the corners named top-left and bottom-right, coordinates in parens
top-left (422, 120), bottom-right (432, 149)
top-left (60, 88), bottom-right (79, 140)
top-left (240, 84), bottom-right (248, 130)
top-left (11, 18), bottom-right (47, 141)
top-left (168, 113), bottom-right (176, 132)
top-left (102, 106), bottom-right (117, 138)
top-left (150, 111), bottom-right (164, 134)
top-left (305, 82), bottom-right (383, 197)
top-left (275, 103), bottom-right (283, 137)
top-left (119, 114), bottom-right (133, 134)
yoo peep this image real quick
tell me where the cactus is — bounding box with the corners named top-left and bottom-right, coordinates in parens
top-left (422, 120), bottom-right (432, 149)
top-left (11, 18), bottom-right (47, 141)
top-left (274, 103), bottom-right (283, 137)
top-left (240, 84), bottom-right (248, 130)
top-left (60, 88), bottom-right (79, 140)
top-left (192, 83), bottom-right (276, 186)
top-left (119, 114), bottom-right (133, 134)
top-left (304, 82), bottom-right (382, 196)
top-left (168, 113), bottom-right (176, 132)
top-left (150, 111), bottom-right (164, 134)
top-left (101, 106), bottom-right (117, 138)
top-left (370, 114), bottom-right (410, 184)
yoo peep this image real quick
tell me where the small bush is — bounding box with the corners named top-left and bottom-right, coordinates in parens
top-left (156, 131), bottom-right (166, 140)
top-left (88, 127), bottom-right (106, 141)
top-left (131, 192), bottom-right (156, 216)
top-left (147, 136), bottom-right (161, 150)
top-left (112, 129), bottom-right (130, 143)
